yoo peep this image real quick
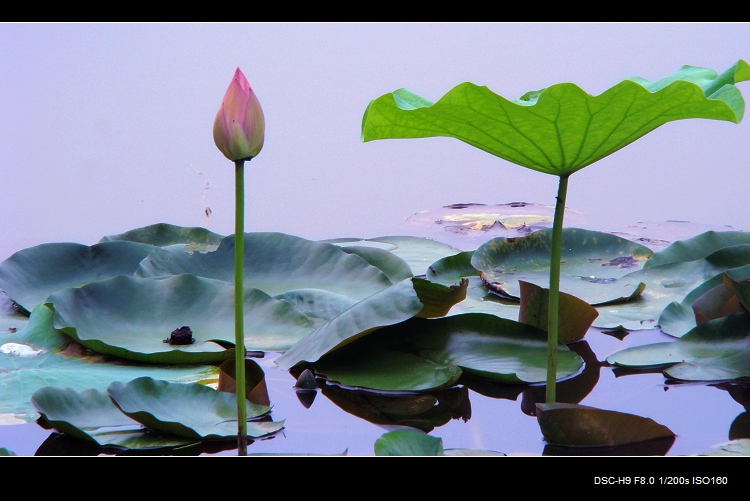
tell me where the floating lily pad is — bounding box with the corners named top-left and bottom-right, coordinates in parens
top-left (0, 241), bottom-right (159, 313)
top-left (374, 429), bottom-right (444, 456)
top-left (643, 231), bottom-right (750, 269)
top-left (607, 312), bottom-right (750, 381)
top-left (326, 235), bottom-right (463, 277)
top-left (47, 274), bottom-right (314, 363)
top-left (0, 304), bottom-right (217, 423)
top-left (470, 228), bottom-right (651, 305)
top-left (31, 386), bottom-right (195, 449)
top-left (99, 223), bottom-right (225, 253)
top-left (310, 313), bottom-right (583, 391)
top-left (107, 377), bottom-right (283, 440)
top-left (136, 232), bottom-right (394, 301)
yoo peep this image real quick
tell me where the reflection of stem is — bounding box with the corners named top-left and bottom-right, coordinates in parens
top-left (234, 159), bottom-right (247, 456)
top-left (546, 174), bottom-right (569, 404)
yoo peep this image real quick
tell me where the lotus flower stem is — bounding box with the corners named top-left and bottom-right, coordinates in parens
top-left (234, 159), bottom-right (248, 455)
top-left (546, 174), bottom-right (569, 404)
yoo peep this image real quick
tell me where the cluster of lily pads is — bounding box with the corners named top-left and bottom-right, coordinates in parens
top-left (1, 220), bottom-right (750, 455)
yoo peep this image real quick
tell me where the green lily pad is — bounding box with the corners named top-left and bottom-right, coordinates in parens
top-left (31, 386), bottom-right (196, 448)
top-left (275, 278), bottom-right (424, 371)
top-left (470, 228), bottom-right (651, 305)
top-left (107, 377), bottom-right (284, 440)
top-left (374, 429), bottom-right (444, 456)
top-left (1, 304), bottom-right (218, 423)
top-left (536, 402), bottom-right (675, 447)
top-left (0, 241), bottom-right (159, 313)
top-left (362, 60), bottom-right (749, 176)
top-left (312, 313), bottom-right (583, 390)
top-left (644, 231), bottom-right (750, 268)
top-left (607, 312), bottom-right (750, 381)
top-left (326, 236), bottom-right (463, 277)
top-left (47, 274), bottom-right (315, 363)
top-left (335, 245), bottom-right (413, 284)
top-left (136, 232), bottom-right (394, 301)
top-left (99, 223), bottom-right (225, 253)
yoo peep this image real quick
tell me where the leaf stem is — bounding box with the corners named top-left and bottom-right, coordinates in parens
top-left (546, 173), bottom-right (569, 404)
top-left (234, 159), bottom-right (247, 456)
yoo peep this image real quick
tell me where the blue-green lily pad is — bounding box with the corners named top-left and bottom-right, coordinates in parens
top-left (607, 312), bottom-right (750, 381)
top-left (47, 274), bottom-right (315, 363)
top-left (136, 232), bottom-right (394, 301)
top-left (107, 377), bottom-right (284, 440)
top-left (470, 228), bottom-right (652, 305)
top-left (99, 222), bottom-right (225, 253)
top-left (0, 241), bottom-right (159, 313)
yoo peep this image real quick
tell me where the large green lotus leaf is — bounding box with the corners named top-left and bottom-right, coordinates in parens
top-left (31, 386), bottom-right (195, 449)
top-left (631, 251), bottom-right (750, 337)
top-left (0, 304), bottom-right (217, 423)
top-left (107, 377), bottom-right (284, 440)
top-left (470, 228), bottom-right (652, 305)
top-left (374, 429), bottom-right (444, 456)
top-left (0, 241), bottom-right (159, 313)
top-left (99, 223), bottom-right (225, 253)
top-left (274, 278), bottom-right (424, 371)
top-left (136, 232), bottom-right (394, 301)
top-left (325, 236), bottom-right (463, 277)
top-left (47, 274), bottom-right (314, 363)
top-left (644, 231), bottom-right (750, 268)
top-left (606, 313), bottom-right (750, 381)
top-left (362, 61), bottom-right (749, 176)
top-left (536, 403), bottom-right (675, 446)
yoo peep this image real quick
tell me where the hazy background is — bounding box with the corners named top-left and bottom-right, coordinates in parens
top-left (2, 23), bottom-right (749, 261)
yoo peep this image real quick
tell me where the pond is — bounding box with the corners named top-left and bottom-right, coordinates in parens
top-left (1, 202), bottom-right (748, 460)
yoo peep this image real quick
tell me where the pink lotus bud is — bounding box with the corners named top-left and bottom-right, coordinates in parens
top-left (213, 67), bottom-right (265, 161)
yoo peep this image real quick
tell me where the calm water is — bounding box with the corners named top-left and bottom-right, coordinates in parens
top-left (1, 202), bottom-right (747, 457)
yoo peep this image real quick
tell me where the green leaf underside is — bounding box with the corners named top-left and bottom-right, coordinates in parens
top-left (362, 60), bottom-right (749, 176)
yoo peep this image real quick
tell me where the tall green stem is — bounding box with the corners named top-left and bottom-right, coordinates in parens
top-left (234, 159), bottom-right (247, 456)
top-left (546, 174), bottom-right (569, 404)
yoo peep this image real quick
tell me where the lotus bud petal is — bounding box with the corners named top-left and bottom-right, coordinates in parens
top-left (213, 67), bottom-right (265, 161)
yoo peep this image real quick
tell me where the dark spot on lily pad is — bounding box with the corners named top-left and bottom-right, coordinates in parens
top-left (164, 326), bottom-right (195, 345)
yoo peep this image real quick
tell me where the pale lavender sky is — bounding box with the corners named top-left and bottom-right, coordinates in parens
top-left (2, 22), bottom-right (749, 261)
